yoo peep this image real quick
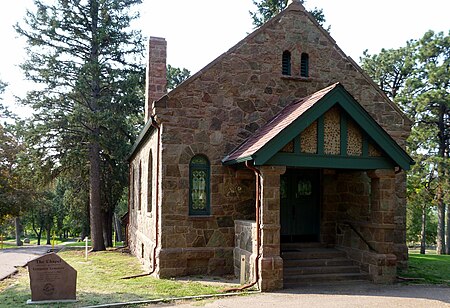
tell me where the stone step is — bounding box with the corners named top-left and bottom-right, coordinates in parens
top-left (283, 272), bottom-right (370, 288)
top-left (283, 258), bottom-right (354, 268)
top-left (281, 242), bottom-right (326, 250)
top-left (284, 265), bottom-right (360, 275)
top-left (281, 248), bottom-right (347, 260)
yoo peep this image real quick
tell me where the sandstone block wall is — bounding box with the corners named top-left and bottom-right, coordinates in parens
top-left (129, 3), bottom-right (409, 277)
top-left (128, 128), bottom-right (159, 272)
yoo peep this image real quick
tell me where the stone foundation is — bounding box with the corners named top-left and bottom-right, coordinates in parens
top-left (158, 247), bottom-right (234, 278)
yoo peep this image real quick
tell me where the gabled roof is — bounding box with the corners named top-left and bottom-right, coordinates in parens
top-left (161, 0), bottom-right (410, 126)
top-left (222, 83), bottom-right (414, 170)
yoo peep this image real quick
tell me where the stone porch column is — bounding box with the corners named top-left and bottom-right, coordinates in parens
top-left (258, 166), bottom-right (286, 291)
top-left (366, 169), bottom-right (397, 283)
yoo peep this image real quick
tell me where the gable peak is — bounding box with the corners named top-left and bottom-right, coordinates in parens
top-left (287, 0), bottom-right (304, 10)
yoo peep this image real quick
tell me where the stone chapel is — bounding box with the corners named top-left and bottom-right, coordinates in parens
top-left (126, 0), bottom-right (414, 291)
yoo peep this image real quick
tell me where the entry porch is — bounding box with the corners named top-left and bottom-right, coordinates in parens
top-left (224, 84), bottom-right (413, 290)
top-left (233, 167), bottom-right (398, 290)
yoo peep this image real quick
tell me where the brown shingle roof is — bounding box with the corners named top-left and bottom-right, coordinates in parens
top-left (223, 83), bottom-right (340, 163)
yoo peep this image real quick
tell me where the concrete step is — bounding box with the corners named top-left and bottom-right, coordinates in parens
top-left (284, 265), bottom-right (360, 275)
top-left (283, 272), bottom-right (370, 288)
top-left (283, 258), bottom-right (354, 268)
top-left (281, 248), bottom-right (347, 260)
top-left (281, 242), bottom-right (326, 250)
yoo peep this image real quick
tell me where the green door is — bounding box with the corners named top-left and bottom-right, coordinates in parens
top-left (280, 169), bottom-right (320, 243)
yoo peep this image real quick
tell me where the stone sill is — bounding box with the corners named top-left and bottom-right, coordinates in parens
top-left (280, 75), bottom-right (314, 82)
top-left (188, 215), bottom-right (214, 221)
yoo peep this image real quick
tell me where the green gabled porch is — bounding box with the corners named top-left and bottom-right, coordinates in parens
top-left (225, 83), bottom-right (413, 291)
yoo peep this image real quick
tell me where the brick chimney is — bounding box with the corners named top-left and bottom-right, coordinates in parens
top-left (145, 37), bottom-right (167, 123)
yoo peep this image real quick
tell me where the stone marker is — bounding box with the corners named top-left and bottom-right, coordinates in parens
top-left (26, 252), bottom-right (77, 304)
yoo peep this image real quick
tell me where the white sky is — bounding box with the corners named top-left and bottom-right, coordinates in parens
top-left (0, 0), bottom-right (449, 117)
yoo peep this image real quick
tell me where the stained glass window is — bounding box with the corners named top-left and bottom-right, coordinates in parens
top-left (189, 155), bottom-right (210, 215)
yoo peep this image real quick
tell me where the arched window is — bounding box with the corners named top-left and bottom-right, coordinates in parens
top-left (138, 161), bottom-right (142, 211)
top-left (130, 166), bottom-right (135, 209)
top-left (301, 53), bottom-right (309, 77)
top-left (282, 50), bottom-right (291, 75)
top-left (147, 150), bottom-right (153, 212)
top-left (189, 155), bottom-right (210, 216)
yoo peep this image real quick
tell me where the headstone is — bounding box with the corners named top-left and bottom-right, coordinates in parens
top-left (26, 253), bottom-right (77, 304)
top-left (23, 238), bottom-right (30, 244)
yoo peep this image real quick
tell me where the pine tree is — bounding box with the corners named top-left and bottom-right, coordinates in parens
top-left (15, 0), bottom-right (145, 251)
top-left (249, 0), bottom-right (328, 30)
top-left (361, 30), bottom-right (450, 254)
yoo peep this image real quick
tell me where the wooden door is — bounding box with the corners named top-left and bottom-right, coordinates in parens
top-left (280, 169), bottom-right (320, 242)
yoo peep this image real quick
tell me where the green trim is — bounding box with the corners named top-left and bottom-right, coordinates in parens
top-left (128, 119), bottom-right (155, 161)
top-left (362, 135), bottom-right (369, 157)
top-left (340, 112), bottom-right (348, 156)
top-left (294, 135), bottom-right (301, 154)
top-left (264, 153), bottom-right (395, 169)
top-left (222, 155), bottom-right (253, 165)
top-left (252, 84), bottom-right (414, 170)
top-left (317, 116), bottom-right (324, 155)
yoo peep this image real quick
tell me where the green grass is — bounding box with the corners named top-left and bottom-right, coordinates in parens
top-left (0, 237), bottom-right (71, 248)
top-left (399, 252), bottom-right (450, 285)
top-left (0, 249), bottom-right (236, 307)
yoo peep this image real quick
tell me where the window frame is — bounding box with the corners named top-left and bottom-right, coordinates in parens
top-left (301, 52), bottom-right (309, 77)
top-left (282, 50), bottom-right (292, 76)
top-left (189, 155), bottom-right (211, 216)
top-left (147, 150), bottom-right (153, 213)
top-left (137, 160), bottom-right (142, 211)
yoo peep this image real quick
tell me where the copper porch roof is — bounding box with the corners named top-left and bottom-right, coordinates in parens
top-left (223, 83), bottom-right (340, 163)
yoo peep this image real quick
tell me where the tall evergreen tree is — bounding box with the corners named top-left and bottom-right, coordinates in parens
top-left (250, 0), bottom-right (328, 30)
top-left (15, 0), bottom-right (145, 251)
top-left (361, 30), bottom-right (450, 254)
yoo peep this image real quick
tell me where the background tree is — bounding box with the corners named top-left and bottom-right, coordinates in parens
top-left (361, 30), bottom-right (450, 254)
top-left (360, 43), bottom-right (416, 101)
top-left (250, 0), bottom-right (328, 30)
top-left (15, 0), bottom-right (145, 251)
top-left (167, 65), bottom-right (191, 91)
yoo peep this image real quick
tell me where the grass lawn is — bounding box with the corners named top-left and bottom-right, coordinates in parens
top-left (0, 249), bottom-right (238, 307)
top-left (399, 252), bottom-right (450, 285)
top-left (1, 237), bottom-right (71, 249)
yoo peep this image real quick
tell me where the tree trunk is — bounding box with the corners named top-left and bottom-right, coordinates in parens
top-left (14, 217), bottom-right (23, 246)
top-left (114, 213), bottom-right (122, 242)
top-left (102, 209), bottom-right (113, 247)
top-left (420, 205), bottom-right (427, 254)
top-left (446, 203), bottom-right (450, 255)
top-left (88, 0), bottom-right (105, 252)
top-left (436, 104), bottom-right (446, 255)
top-left (89, 138), bottom-right (105, 251)
top-left (46, 225), bottom-right (51, 245)
top-left (436, 190), bottom-right (446, 254)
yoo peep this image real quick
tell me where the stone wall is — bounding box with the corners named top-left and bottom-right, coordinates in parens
top-left (128, 128), bottom-right (159, 272)
top-left (234, 220), bottom-right (257, 283)
top-left (145, 2), bottom-right (409, 277)
top-left (330, 169), bottom-right (397, 283)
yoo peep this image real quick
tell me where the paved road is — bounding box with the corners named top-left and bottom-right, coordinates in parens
top-left (0, 245), bottom-right (54, 280)
top-left (161, 283), bottom-right (450, 308)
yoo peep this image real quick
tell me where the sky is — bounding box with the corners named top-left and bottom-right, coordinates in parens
top-left (0, 0), bottom-right (449, 117)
